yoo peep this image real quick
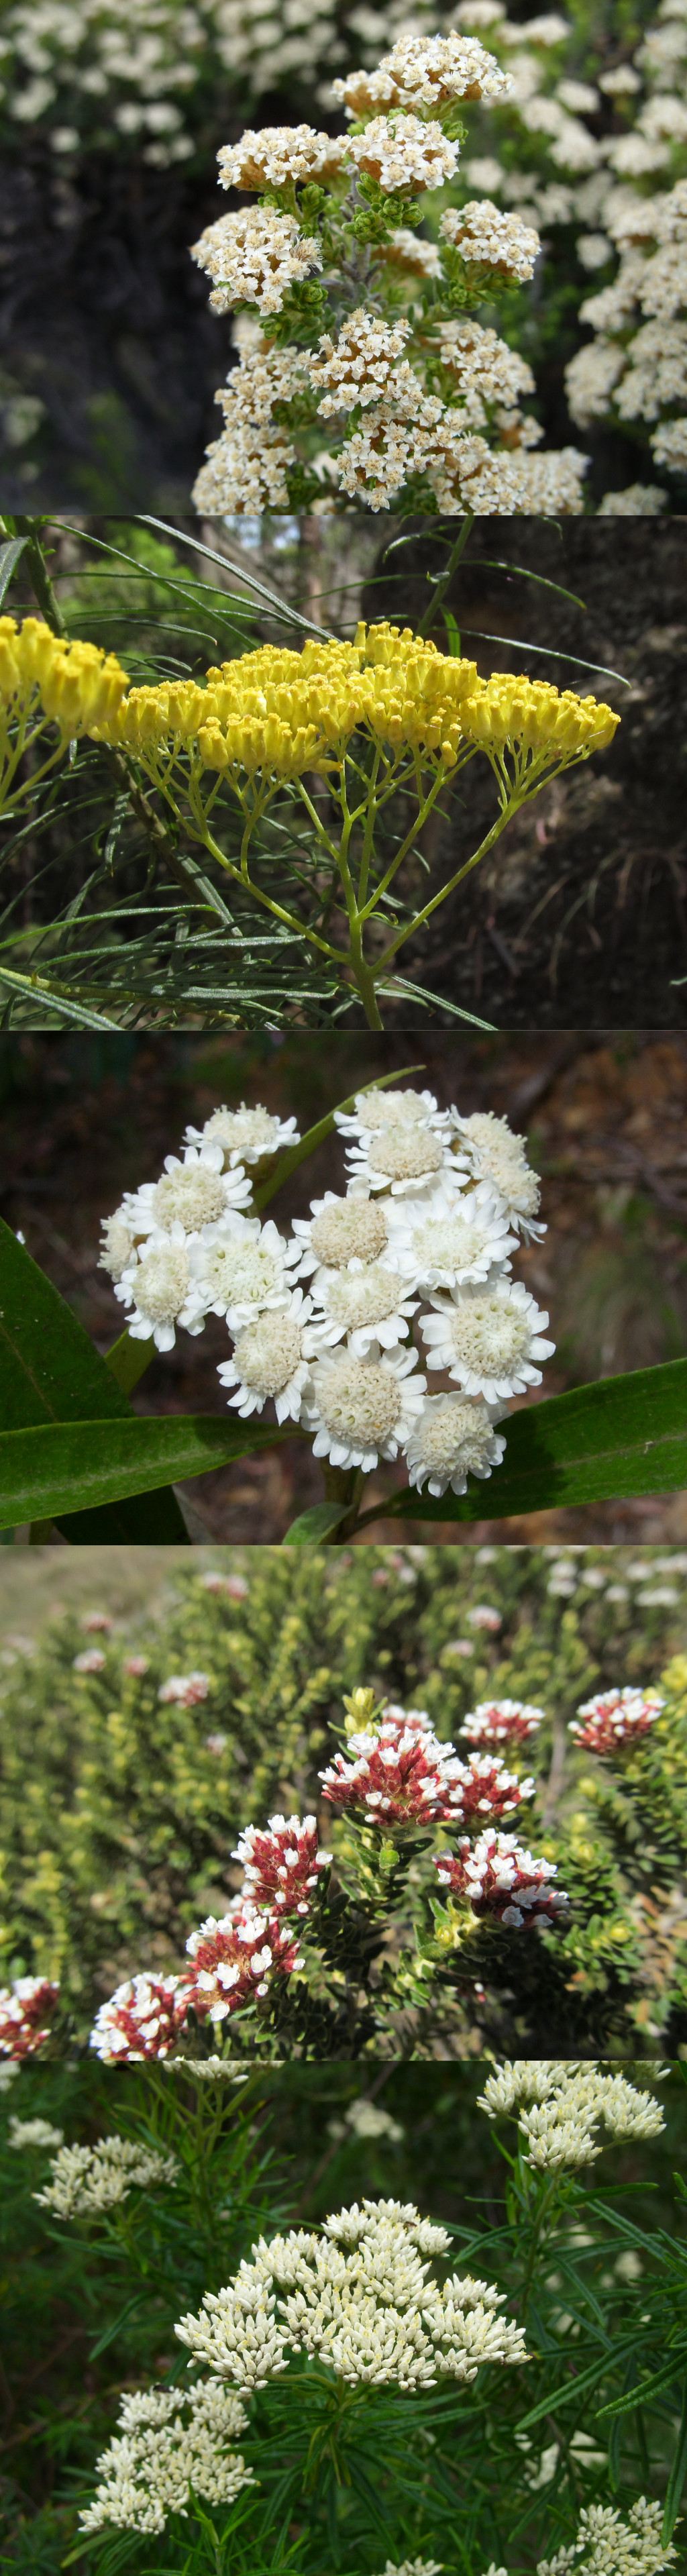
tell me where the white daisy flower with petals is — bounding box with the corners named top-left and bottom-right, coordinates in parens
top-left (309, 1256), bottom-right (418, 1355)
top-left (114, 1225), bottom-right (205, 1352)
top-left (345, 1123), bottom-right (457, 1197)
top-left (386, 1180), bottom-right (517, 1293)
top-left (287, 1189), bottom-right (391, 1278)
top-left (333, 1086), bottom-right (452, 1139)
top-left (184, 1102), bottom-right (300, 1165)
top-left (405, 1392), bottom-right (508, 1496)
top-left (302, 1339), bottom-right (427, 1470)
top-left (217, 1286), bottom-right (317, 1423)
top-left (448, 1111), bottom-right (545, 1241)
top-left (123, 1142), bottom-right (252, 1242)
top-left (184, 1214), bottom-right (293, 1331)
top-left (420, 1279), bottom-right (555, 1400)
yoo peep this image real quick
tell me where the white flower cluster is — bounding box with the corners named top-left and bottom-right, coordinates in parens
top-left (191, 206), bottom-right (322, 318)
top-left (477, 2061), bottom-right (667, 2167)
top-left (7, 2115), bottom-right (64, 2149)
top-left (566, 179), bottom-right (687, 480)
top-left (78, 2378), bottom-right (254, 2534)
top-left (191, 38), bottom-right (593, 517)
top-left (35, 2132), bottom-right (180, 2216)
top-left (174, 2197), bottom-right (529, 2391)
top-left (99, 1085), bottom-right (554, 1502)
top-left (486, 2502), bottom-right (677, 2576)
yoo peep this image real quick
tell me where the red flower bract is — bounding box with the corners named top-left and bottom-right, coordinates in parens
top-left (0, 1975), bottom-right (60, 2059)
top-left (185, 1905), bottom-right (303, 2020)
top-left (90, 1973), bottom-right (193, 2062)
top-left (433, 1830), bottom-right (568, 1930)
top-left (232, 1813), bottom-right (327, 1914)
top-left (460, 1699), bottom-right (544, 1751)
top-left (568, 1688), bottom-right (664, 1756)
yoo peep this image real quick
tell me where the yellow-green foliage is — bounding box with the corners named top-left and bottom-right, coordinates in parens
top-left (1, 1545), bottom-right (685, 2045)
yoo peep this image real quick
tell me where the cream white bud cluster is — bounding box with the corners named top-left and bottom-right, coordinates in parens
top-left (487, 2499), bottom-right (678, 2576)
top-left (78, 2379), bottom-right (254, 2535)
top-left (174, 2197), bottom-right (529, 2391)
top-left (477, 2060), bottom-right (667, 2166)
top-left (35, 2133), bottom-right (180, 2218)
top-left (189, 32), bottom-right (594, 519)
top-left (99, 1084), bottom-right (554, 1500)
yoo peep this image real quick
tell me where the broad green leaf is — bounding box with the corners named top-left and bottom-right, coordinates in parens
top-left (0, 1219), bottom-right (187, 1539)
top-left (374, 1359), bottom-right (687, 1525)
top-left (0, 1414), bottom-right (294, 1527)
top-left (282, 1502), bottom-right (350, 1545)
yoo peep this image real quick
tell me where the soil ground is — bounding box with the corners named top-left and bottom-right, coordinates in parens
top-left (3, 1027), bottom-right (686, 1545)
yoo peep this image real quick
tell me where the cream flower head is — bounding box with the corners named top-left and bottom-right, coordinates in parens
top-left (302, 1339), bottom-right (427, 1470)
top-left (113, 1224), bottom-right (203, 1352)
top-left (184, 1214), bottom-right (293, 1330)
top-left (420, 1278), bottom-right (555, 1400)
top-left (288, 1189), bottom-right (391, 1277)
top-left (122, 1141), bottom-right (252, 1241)
top-left (385, 1179), bottom-right (517, 1291)
top-left (308, 1257), bottom-right (418, 1355)
top-left (184, 1102), bottom-right (299, 1164)
top-left (405, 1392), bottom-right (507, 1496)
top-left (217, 1286), bottom-right (317, 1422)
top-left (449, 1109), bottom-right (544, 1239)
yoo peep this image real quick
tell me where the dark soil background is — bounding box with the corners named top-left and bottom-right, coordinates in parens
top-left (3, 1027), bottom-right (686, 1545)
top-left (360, 519), bottom-right (687, 1033)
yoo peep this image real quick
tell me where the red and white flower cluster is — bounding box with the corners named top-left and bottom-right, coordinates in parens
top-left (460, 1699), bottom-right (544, 1751)
top-left (0, 1975), bottom-right (60, 2059)
top-left (433, 1831), bottom-right (568, 1930)
top-left (158, 1671), bottom-right (211, 1706)
top-left (232, 1813), bottom-right (329, 1913)
top-left (319, 1702), bottom-right (533, 1830)
top-left (184, 1906), bottom-right (304, 2019)
top-left (568, 1687), bottom-right (665, 1755)
top-left (90, 1973), bottom-right (192, 2062)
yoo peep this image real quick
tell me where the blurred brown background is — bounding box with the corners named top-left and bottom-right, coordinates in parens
top-left (2, 1027), bottom-right (687, 1545)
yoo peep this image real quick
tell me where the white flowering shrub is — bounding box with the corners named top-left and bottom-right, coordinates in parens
top-left (3, 2053), bottom-right (684, 2576)
top-left (191, 35), bottom-right (590, 517)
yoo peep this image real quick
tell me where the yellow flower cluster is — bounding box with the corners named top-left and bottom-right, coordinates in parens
top-left (460, 672), bottom-right (620, 758)
top-left (98, 623), bottom-right (482, 776)
top-left (0, 616), bottom-right (129, 737)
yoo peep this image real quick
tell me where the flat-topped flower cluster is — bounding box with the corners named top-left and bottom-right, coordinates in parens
top-left (99, 1080), bottom-right (558, 1500)
top-left (191, 28), bottom-right (591, 517)
top-left (174, 2195), bottom-right (529, 2390)
top-left (478, 2058), bottom-right (667, 2167)
top-left (79, 2379), bottom-right (254, 2534)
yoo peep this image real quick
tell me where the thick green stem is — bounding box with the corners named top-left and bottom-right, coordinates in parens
top-left (322, 1463), bottom-right (364, 1536)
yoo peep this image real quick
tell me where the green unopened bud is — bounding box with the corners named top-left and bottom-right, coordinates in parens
top-left (379, 1840), bottom-right (399, 1871)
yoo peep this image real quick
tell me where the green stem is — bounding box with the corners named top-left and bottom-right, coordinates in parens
top-left (322, 1463), bottom-right (364, 1535)
top-left (6, 518), bottom-right (68, 637)
top-left (376, 788), bottom-right (523, 971)
top-left (415, 514), bottom-right (476, 641)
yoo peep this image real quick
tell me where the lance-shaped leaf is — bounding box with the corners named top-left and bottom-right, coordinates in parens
top-left (0, 1413), bottom-right (295, 1528)
top-left (0, 1217), bottom-right (187, 1539)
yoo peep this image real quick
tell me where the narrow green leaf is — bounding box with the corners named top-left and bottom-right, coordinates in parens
top-left (0, 1414), bottom-right (293, 1527)
top-left (0, 533), bottom-right (30, 607)
top-left (282, 1502), bottom-right (350, 1545)
top-left (374, 1359), bottom-right (687, 1525)
top-left (663, 2381), bottom-right (687, 2542)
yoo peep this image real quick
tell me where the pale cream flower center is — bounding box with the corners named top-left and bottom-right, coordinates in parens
top-left (369, 1129), bottom-right (443, 1182)
top-left (205, 1241), bottom-right (282, 1305)
top-left (234, 1313), bottom-right (303, 1396)
top-left (136, 1245), bottom-right (190, 1325)
top-left (154, 1168), bottom-right (227, 1229)
top-left (417, 1396), bottom-right (491, 1472)
top-left (205, 1107), bottom-right (278, 1154)
top-left (315, 1356), bottom-right (401, 1440)
top-left (358, 1086), bottom-right (432, 1129)
top-left (311, 1198), bottom-right (388, 1265)
top-left (326, 1263), bottom-right (402, 1327)
top-left (410, 1210), bottom-right (492, 1268)
top-left (100, 1215), bottom-right (135, 1281)
top-left (447, 1295), bottom-right (529, 1372)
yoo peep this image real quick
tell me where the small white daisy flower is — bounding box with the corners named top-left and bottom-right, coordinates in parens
top-left (301, 1339), bottom-right (427, 1471)
top-left (449, 1111), bottom-right (545, 1241)
top-left (309, 1257), bottom-right (418, 1355)
top-left (184, 1102), bottom-right (300, 1165)
top-left (287, 1190), bottom-right (391, 1278)
top-left (345, 1124), bottom-right (456, 1196)
top-left (333, 1086), bottom-right (452, 1139)
top-left (405, 1393), bottom-right (508, 1496)
top-left (98, 1210), bottom-right (137, 1284)
top-left (113, 1225), bottom-right (205, 1352)
top-left (217, 1287), bottom-right (316, 1423)
top-left (385, 1180), bottom-right (517, 1292)
top-left (184, 1214), bottom-right (292, 1330)
top-left (420, 1280), bottom-right (555, 1401)
top-left (123, 1143), bottom-right (252, 1241)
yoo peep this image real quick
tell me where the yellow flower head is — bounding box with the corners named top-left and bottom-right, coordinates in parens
top-left (460, 672), bottom-right (620, 759)
top-left (0, 616), bottom-right (129, 736)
